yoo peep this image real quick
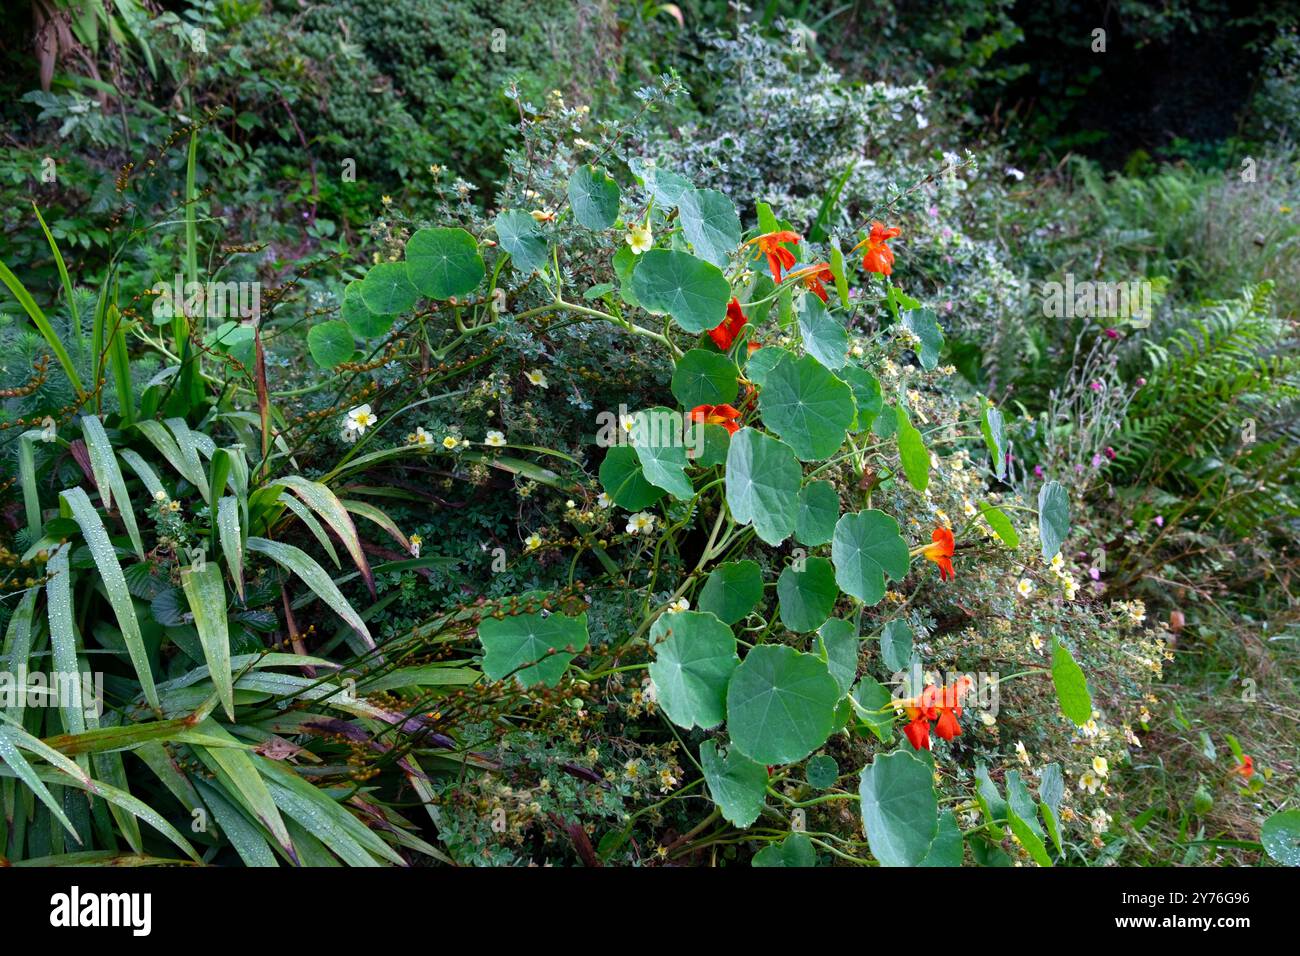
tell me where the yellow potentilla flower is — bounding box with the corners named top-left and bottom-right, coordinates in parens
top-left (407, 426), bottom-right (433, 447)
top-left (484, 430), bottom-right (507, 447)
top-left (526, 369), bottom-right (549, 389)
top-left (626, 223), bottom-right (653, 254)
top-left (442, 435), bottom-right (460, 450)
top-left (524, 533), bottom-right (542, 551)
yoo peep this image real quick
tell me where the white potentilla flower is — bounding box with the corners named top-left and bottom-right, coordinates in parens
top-left (1006, 167), bottom-right (1026, 181)
top-left (979, 711), bottom-right (996, 727)
top-left (596, 492), bottom-right (612, 509)
top-left (1080, 718), bottom-right (1100, 738)
top-left (524, 533), bottom-right (542, 551)
top-left (341, 426), bottom-right (359, 444)
top-left (409, 534), bottom-right (422, 557)
top-left (1079, 770), bottom-right (1102, 794)
top-left (1050, 552), bottom-right (1064, 571)
top-left (626, 223), bottom-right (653, 254)
top-left (526, 369), bottom-right (549, 389)
top-left (1017, 578), bottom-right (1034, 598)
top-left (407, 426), bottom-right (433, 447)
top-left (667, 597), bottom-right (689, 613)
top-left (153, 490), bottom-right (169, 503)
top-left (1124, 725), bottom-right (1142, 747)
top-left (934, 509), bottom-right (951, 528)
top-left (345, 404), bottom-right (377, 434)
top-left (1092, 756), bottom-right (1109, 777)
top-left (441, 435), bottom-right (460, 450)
top-left (1129, 604), bottom-right (1146, 624)
top-left (620, 413), bottom-right (636, 433)
top-left (626, 512), bottom-right (656, 535)
top-left (1030, 633), bottom-right (1044, 653)
top-left (1015, 741), bottom-right (1031, 767)
top-left (1090, 808), bottom-right (1112, 834)
top-left (483, 430), bottom-right (507, 447)
top-left (963, 498), bottom-right (977, 517)
top-left (1064, 581), bottom-right (1078, 601)
top-left (915, 113), bottom-right (929, 129)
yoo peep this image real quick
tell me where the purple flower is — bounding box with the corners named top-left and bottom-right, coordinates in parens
top-left (928, 205), bottom-right (939, 218)
top-left (1034, 464), bottom-right (1044, 478)
top-left (1089, 567), bottom-right (1101, 581)
top-left (1136, 377), bottom-right (1146, 387)
top-left (1104, 328), bottom-right (1119, 339)
top-left (1091, 453), bottom-right (1103, 468)
top-left (1104, 446), bottom-right (1116, 460)
top-left (1154, 515), bottom-right (1164, 527)
top-left (1090, 381), bottom-right (1103, 392)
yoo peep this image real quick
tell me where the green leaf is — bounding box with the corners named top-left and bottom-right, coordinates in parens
top-left (80, 415), bottom-right (144, 559)
top-left (758, 352), bottom-right (856, 461)
top-left (192, 721), bottom-right (293, 861)
top-left (859, 749), bottom-right (938, 867)
top-left (648, 611), bottom-right (738, 730)
top-left (494, 210), bottom-right (549, 275)
top-left (598, 445), bottom-right (665, 510)
top-left (831, 510), bottom-right (910, 606)
top-left (1039, 763), bottom-right (1065, 855)
top-left (841, 366), bottom-right (883, 433)
top-left (630, 249), bottom-right (730, 334)
top-left (828, 237), bottom-right (851, 310)
top-left (697, 560), bottom-right (764, 625)
top-left (405, 226), bottom-right (484, 299)
top-left (217, 496), bottom-right (244, 601)
top-left (895, 404), bottom-right (930, 493)
top-left (342, 278), bottom-right (395, 339)
top-left (807, 754), bottom-right (839, 789)
top-left (630, 407), bottom-right (693, 500)
top-left (180, 563), bottom-right (233, 721)
top-left (817, 617), bottom-right (858, 695)
top-left (975, 762), bottom-right (1008, 839)
top-left (0, 725), bottom-right (80, 840)
top-left (797, 294), bottom-right (848, 370)
top-left (274, 476), bottom-right (374, 594)
top-left (245, 538), bottom-right (374, 648)
top-left (307, 319), bottom-right (355, 368)
top-left (726, 645), bottom-right (840, 765)
top-left (725, 428), bottom-right (802, 545)
top-left (980, 504), bottom-right (1020, 548)
top-left (849, 675), bottom-right (895, 742)
top-left (1005, 770), bottom-right (1052, 866)
top-left (776, 557), bottom-right (839, 633)
top-left (568, 165), bottom-right (620, 230)
top-left (1038, 480), bottom-right (1071, 561)
top-left (752, 831), bottom-right (817, 867)
top-left (478, 609), bottom-right (588, 688)
top-left (880, 618), bottom-right (913, 674)
top-left (1050, 638), bottom-right (1092, 725)
top-left (743, 345), bottom-right (786, 387)
top-left (901, 308), bottom-right (944, 370)
top-left (671, 349), bottom-right (739, 408)
top-left (795, 480), bottom-right (840, 546)
top-left (59, 490), bottom-right (158, 708)
top-left (360, 261), bottom-right (419, 315)
top-left (919, 810), bottom-right (964, 866)
top-left (1262, 810), bottom-right (1300, 866)
top-left (700, 739), bottom-right (767, 827)
top-left (678, 187), bottom-right (741, 268)
top-left (981, 404), bottom-right (1008, 480)
top-left (632, 161), bottom-right (693, 206)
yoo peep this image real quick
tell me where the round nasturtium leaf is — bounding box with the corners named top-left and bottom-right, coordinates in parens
top-left (758, 352), bottom-right (856, 461)
top-left (598, 445), bottom-right (665, 511)
top-left (817, 617), bottom-right (859, 695)
top-left (671, 349), bottom-right (739, 409)
top-left (360, 261), bottom-right (420, 315)
top-left (807, 754), bottom-right (839, 790)
top-left (630, 406), bottom-right (694, 500)
top-left (776, 557), bottom-right (839, 633)
top-left (725, 428), bottom-right (802, 546)
top-left (697, 560), bottom-right (764, 625)
top-left (678, 187), bottom-right (741, 268)
top-left (691, 421), bottom-right (731, 467)
top-left (306, 319), bottom-right (355, 368)
top-left (880, 618), bottom-right (914, 674)
top-left (752, 832), bottom-right (817, 868)
top-left (568, 165), bottom-right (620, 230)
top-left (648, 610), bottom-right (738, 731)
top-left (859, 749), bottom-right (939, 867)
top-left (494, 210), bottom-right (549, 275)
top-left (796, 480), bottom-right (840, 546)
top-left (920, 810), bottom-right (964, 867)
top-left (901, 307), bottom-right (944, 371)
top-left (841, 366), bottom-right (883, 433)
top-left (700, 740), bottom-right (768, 828)
top-left (1262, 810), bottom-right (1300, 866)
top-left (726, 644), bottom-right (840, 765)
top-left (478, 609), bottom-right (588, 688)
top-left (342, 279), bottom-right (395, 339)
top-left (630, 159), bottom-right (694, 207)
top-left (630, 249), bottom-right (730, 334)
top-left (797, 294), bottom-right (848, 370)
top-left (405, 226), bottom-right (484, 300)
top-left (831, 510), bottom-right (910, 606)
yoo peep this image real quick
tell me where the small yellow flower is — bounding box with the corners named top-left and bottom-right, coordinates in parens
top-left (409, 534), bottom-right (422, 558)
top-left (1050, 552), bottom-right (1064, 571)
top-left (667, 597), bottom-right (689, 613)
top-left (1078, 770), bottom-right (1102, 794)
top-left (345, 404), bottom-right (377, 435)
top-left (407, 426), bottom-right (433, 447)
top-left (526, 369), bottom-right (549, 389)
top-left (1016, 578), bottom-right (1034, 598)
top-left (1015, 741), bottom-right (1031, 767)
top-left (626, 223), bottom-right (653, 254)
top-left (153, 490), bottom-right (169, 503)
top-left (524, 533), bottom-right (542, 552)
top-left (626, 512), bottom-right (656, 535)
top-left (530, 208), bottom-right (556, 223)
top-left (167, 500), bottom-right (181, 513)
top-left (442, 435), bottom-right (460, 450)
top-left (1092, 756), bottom-right (1109, 777)
top-left (381, 195), bottom-right (392, 206)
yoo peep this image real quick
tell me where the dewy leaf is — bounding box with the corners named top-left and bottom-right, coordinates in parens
top-left (0, 726), bottom-right (79, 840)
top-left (880, 618), bottom-right (914, 674)
top-left (630, 249), bottom-right (730, 334)
top-left (274, 475), bottom-right (374, 595)
top-left (700, 740), bottom-right (767, 828)
top-left (1039, 763), bottom-right (1065, 855)
top-left (697, 560), bottom-right (764, 625)
top-left (831, 510), bottom-right (910, 606)
top-left (478, 608), bottom-right (588, 688)
top-left (80, 415), bottom-right (143, 559)
top-left (980, 503), bottom-right (1020, 548)
top-left (307, 319), bottom-right (355, 368)
top-left (901, 308), bottom-right (944, 370)
top-left (246, 537), bottom-right (374, 649)
top-left (797, 294), bottom-right (848, 370)
top-left (405, 226), bottom-right (484, 299)
top-left (776, 557), bottom-right (839, 633)
top-left (795, 479), bottom-right (840, 546)
top-left (217, 496), bottom-right (245, 601)
top-left (648, 610), bottom-right (738, 730)
top-left (598, 445), bottom-right (665, 510)
top-left (726, 645), bottom-right (839, 765)
top-left (678, 187), bottom-right (742, 268)
top-left (1261, 810), bottom-right (1300, 866)
top-left (725, 428), bottom-right (802, 545)
top-left (859, 749), bottom-right (939, 867)
top-left (1038, 480), bottom-right (1071, 560)
top-left (758, 352), bottom-right (856, 461)
top-left (44, 543), bottom-right (86, 736)
top-left (630, 406), bottom-right (694, 500)
top-left (181, 563), bottom-right (233, 721)
top-left (1049, 637), bottom-right (1092, 725)
top-left (494, 210), bottom-right (549, 275)
top-left (981, 404), bottom-right (1008, 480)
top-left (568, 165), bottom-right (620, 230)
top-left (895, 404), bottom-right (930, 493)
top-left (59, 489), bottom-right (158, 708)
top-left (671, 349), bottom-right (739, 408)
top-left (360, 261), bottom-right (420, 315)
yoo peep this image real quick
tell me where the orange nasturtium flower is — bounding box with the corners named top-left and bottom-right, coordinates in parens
top-left (921, 526), bottom-right (955, 581)
top-left (688, 403), bottom-right (742, 435)
top-left (788, 262), bottom-right (835, 303)
top-left (853, 221), bottom-right (901, 275)
top-left (901, 676), bottom-right (974, 751)
top-left (745, 230), bottom-right (801, 283)
top-left (1231, 755), bottom-right (1255, 780)
top-left (709, 297), bottom-right (749, 351)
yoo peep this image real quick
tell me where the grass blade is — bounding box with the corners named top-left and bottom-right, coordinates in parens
top-left (217, 496), bottom-right (245, 601)
top-left (0, 257), bottom-right (85, 397)
top-left (274, 476), bottom-right (374, 595)
top-left (181, 562), bottom-right (234, 720)
top-left (246, 537), bottom-right (374, 649)
top-left (80, 415), bottom-right (145, 559)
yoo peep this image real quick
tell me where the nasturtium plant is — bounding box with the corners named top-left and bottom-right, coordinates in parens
top-left (700, 740), bottom-right (768, 828)
top-left (599, 445), bottom-right (665, 510)
top-left (758, 351), bottom-right (856, 461)
top-left (648, 611), bottom-right (738, 731)
top-left (360, 261), bottom-right (420, 315)
top-left (678, 187), bottom-right (742, 268)
top-left (307, 319), bottom-right (355, 368)
top-left (568, 165), bottom-right (621, 230)
top-left (494, 210), bottom-right (549, 274)
top-left (479, 609), bottom-right (589, 688)
top-left (1038, 480), bottom-right (1071, 560)
top-left (697, 560), bottom-right (764, 625)
top-left (725, 428), bottom-right (802, 545)
top-left (795, 479), bottom-right (840, 546)
top-left (405, 226), bottom-right (484, 299)
top-left (831, 510), bottom-right (910, 605)
top-left (859, 750), bottom-right (939, 867)
top-left (726, 645), bottom-right (840, 765)
top-left (630, 249), bottom-right (730, 333)
top-left (776, 556), bottom-right (839, 632)
top-left (342, 279), bottom-right (395, 339)
top-left (671, 349), bottom-right (739, 408)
